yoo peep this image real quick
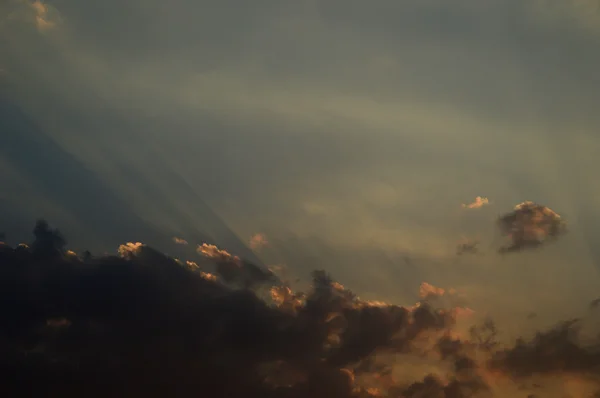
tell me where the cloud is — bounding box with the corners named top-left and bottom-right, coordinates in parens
top-left (2, 1), bottom-right (600, 393)
top-left (249, 233), bottom-right (269, 250)
top-left (419, 282), bottom-right (446, 299)
top-left (462, 196), bottom-right (490, 209)
top-left (197, 242), bottom-right (240, 264)
top-left (198, 242), bottom-right (276, 289)
top-left (117, 241), bottom-right (145, 258)
top-left (172, 236), bottom-right (188, 245)
top-left (30, 0), bottom-right (56, 30)
top-left (497, 201), bottom-right (567, 253)
top-left (0, 220), bottom-right (600, 397)
top-left (199, 271), bottom-right (217, 282)
top-left (490, 319), bottom-right (600, 378)
top-left (1, 0), bottom-right (61, 32)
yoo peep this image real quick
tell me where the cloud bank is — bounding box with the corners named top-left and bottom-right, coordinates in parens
top-left (1, 220), bottom-right (600, 397)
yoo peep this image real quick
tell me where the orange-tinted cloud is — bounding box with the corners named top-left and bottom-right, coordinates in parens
top-left (118, 241), bottom-right (144, 258)
top-left (249, 233), bottom-right (269, 250)
top-left (30, 0), bottom-right (57, 30)
top-left (419, 282), bottom-right (446, 299)
top-left (197, 243), bottom-right (240, 264)
top-left (173, 237), bottom-right (188, 245)
top-left (462, 196), bottom-right (490, 209)
top-left (199, 271), bottom-right (217, 282)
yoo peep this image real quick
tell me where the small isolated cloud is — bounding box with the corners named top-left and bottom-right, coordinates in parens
top-left (249, 233), bottom-right (268, 250)
top-left (462, 196), bottom-right (490, 209)
top-left (497, 201), bottom-right (567, 253)
top-left (172, 236), bottom-right (188, 245)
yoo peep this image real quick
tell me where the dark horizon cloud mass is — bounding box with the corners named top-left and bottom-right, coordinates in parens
top-left (1, 220), bottom-right (600, 397)
top-left (1, 1), bottom-right (600, 395)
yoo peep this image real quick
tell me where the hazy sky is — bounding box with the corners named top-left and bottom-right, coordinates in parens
top-left (2, 0), bottom-right (600, 329)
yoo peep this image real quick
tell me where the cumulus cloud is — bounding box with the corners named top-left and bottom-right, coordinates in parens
top-left (0, 220), bottom-right (599, 397)
top-left (117, 241), bottom-right (145, 258)
top-left (462, 196), bottom-right (490, 209)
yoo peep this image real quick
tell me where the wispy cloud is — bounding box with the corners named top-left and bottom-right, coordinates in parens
top-left (30, 0), bottom-right (56, 30)
top-left (249, 233), bottom-right (268, 250)
top-left (172, 236), bottom-right (188, 245)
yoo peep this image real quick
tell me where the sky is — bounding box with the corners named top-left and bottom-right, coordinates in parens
top-left (2, 0), bottom-right (600, 341)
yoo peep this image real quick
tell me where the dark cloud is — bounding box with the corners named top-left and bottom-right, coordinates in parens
top-left (0, 220), bottom-right (445, 397)
top-left (490, 319), bottom-right (600, 377)
top-left (497, 201), bottom-right (567, 253)
top-left (2, 220), bottom-right (598, 397)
